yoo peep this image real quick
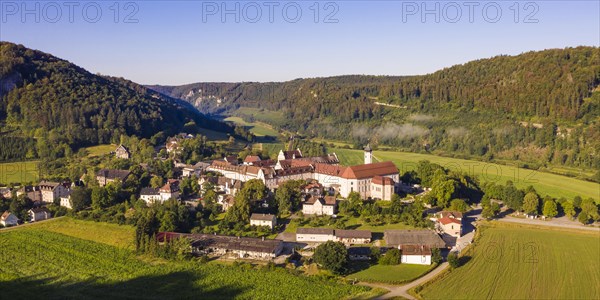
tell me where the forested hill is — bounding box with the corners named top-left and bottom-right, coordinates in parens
top-left (150, 47), bottom-right (600, 172)
top-left (0, 42), bottom-right (234, 158)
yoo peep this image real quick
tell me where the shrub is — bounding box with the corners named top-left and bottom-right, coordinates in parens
top-left (447, 252), bottom-right (460, 268)
top-left (379, 248), bottom-right (401, 265)
top-left (313, 241), bottom-right (348, 274)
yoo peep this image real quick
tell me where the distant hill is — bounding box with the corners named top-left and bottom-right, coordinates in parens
top-left (150, 47), bottom-right (600, 172)
top-left (0, 42), bottom-right (235, 160)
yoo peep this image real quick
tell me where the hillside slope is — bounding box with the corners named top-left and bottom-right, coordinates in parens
top-left (0, 42), bottom-right (234, 160)
top-left (150, 47), bottom-right (600, 172)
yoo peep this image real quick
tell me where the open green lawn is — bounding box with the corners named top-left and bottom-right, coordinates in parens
top-left (417, 223), bottom-right (600, 299)
top-left (197, 128), bottom-right (231, 141)
top-left (348, 262), bottom-right (433, 284)
top-left (332, 148), bottom-right (599, 202)
top-left (0, 218), bottom-right (374, 300)
top-left (234, 107), bottom-right (286, 126)
top-left (0, 160), bottom-right (39, 184)
top-left (29, 217), bottom-right (135, 249)
top-left (84, 144), bottom-right (116, 157)
top-left (224, 116), bottom-right (280, 137)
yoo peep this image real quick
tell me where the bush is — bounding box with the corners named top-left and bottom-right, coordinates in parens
top-left (379, 248), bottom-right (401, 265)
top-left (578, 212), bottom-right (590, 224)
top-left (431, 248), bottom-right (442, 264)
top-left (447, 252), bottom-right (460, 268)
top-left (313, 241), bottom-right (348, 274)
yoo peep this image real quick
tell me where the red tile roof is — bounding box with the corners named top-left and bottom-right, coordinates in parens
top-left (439, 211), bottom-right (463, 219)
top-left (372, 175), bottom-right (394, 185)
top-left (314, 163), bottom-right (347, 176)
top-left (244, 156), bottom-right (261, 163)
top-left (341, 161), bottom-right (398, 179)
top-left (439, 217), bottom-right (462, 225)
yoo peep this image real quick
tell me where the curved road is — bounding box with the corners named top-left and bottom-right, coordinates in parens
top-left (359, 262), bottom-right (449, 300)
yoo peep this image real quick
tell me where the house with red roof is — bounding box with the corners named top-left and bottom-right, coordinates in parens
top-left (433, 211), bottom-right (463, 237)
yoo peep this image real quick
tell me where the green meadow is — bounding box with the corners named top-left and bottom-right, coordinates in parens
top-left (331, 148), bottom-right (599, 202)
top-left (0, 160), bottom-right (40, 184)
top-left (224, 116), bottom-right (280, 137)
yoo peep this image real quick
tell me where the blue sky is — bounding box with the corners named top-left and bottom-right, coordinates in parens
top-left (1, 1), bottom-right (599, 85)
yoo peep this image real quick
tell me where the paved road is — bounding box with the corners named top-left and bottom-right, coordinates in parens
top-left (497, 215), bottom-right (600, 232)
top-left (358, 262), bottom-right (449, 300)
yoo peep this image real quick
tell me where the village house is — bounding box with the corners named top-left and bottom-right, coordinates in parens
top-left (60, 190), bottom-right (72, 209)
top-left (96, 169), bottom-right (131, 187)
top-left (243, 155), bottom-right (261, 165)
top-left (435, 211), bottom-right (463, 221)
top-left (399, 244), bottom-right (433, 265)
top-left (182, 162), bottom-right (210, 177)
top-left (302, 195), bottom-right (337, 216)
top-left (250, 213), bottom-right (277, 229)
top-left (157, 232), bottom-right (284, 260)
top-left (217, 177), bottom-right (243, 196)
top-left (16, 185), bottom-right (43, 203)
top-left (438, 217), bottom-right (462, 237)
top-left (218, 194), bottom-right (235, 211)
top-left (140, 187), bottom-right (162, 204)
top-left (335, 229), bottom-right (372, 245)
top-left (38, 181), bottom-right (69, 204)
top-left (0, 187), bottom-right (12, 199)
top-left (296, 228), bottom-right (335, 243)
top-left (115, 144), bottom-right (131, 159)
top-left (303, 181), bottom-right (324, 197)
top-left (28, 207), bottom-right (52, 222)
top-left (0, 211), bottom-right (18, 227)
top-left (224, 155), bottom-right (239, 165)
top-left (159, 180), bottom-right (180, 201)
top-left (432, 211), bottom-right (463, 237)
top-left (165, 134), bottom-right (193, 155)
top-left (384, 229), bottom-right (446, 249)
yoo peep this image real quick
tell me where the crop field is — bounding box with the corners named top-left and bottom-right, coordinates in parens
top-left (0, 160), bottom-right (39, 184)
top-left (348, 262), bottom-right (432, 284)
top-left (0, 218), bottom-right (374, 300)
top-left (331, 148), bottom-right (600, 202)
top-left (417, 223), bottom-right (600, 299)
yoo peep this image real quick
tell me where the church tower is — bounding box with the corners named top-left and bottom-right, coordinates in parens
top-left (364, 144), bottom-right (372, 164)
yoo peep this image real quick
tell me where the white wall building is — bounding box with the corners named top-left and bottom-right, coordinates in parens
top-left (399, 245), bottom-right (433, 265)
top-left (302, 196), bottom-right (337, 216)
top-left (296, 228), bottom-right (335, 243)
top-left (250, 213), bottom-right (277, 229)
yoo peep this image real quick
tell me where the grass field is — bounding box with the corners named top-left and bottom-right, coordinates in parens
top-left (0, 218), bottom-right (374, 300)
top-left (234, 107), bottom-right (286, 126)
top-left (197, 128), bottom-right (231, 141)
top-left (331, 148), bottom-right (600, 202)
top-left (84, 144), bottom-right (116, 157)
top-left (224, 116), bottom-right (280, 137)
top-left (417, 223), bottom-right (600, 299)
top-left (27, 217), bottom-right (135, 249)
top-left (0, 160), bottom-right (40, 184)
top-left (348, 262), bottom-right (433, 284)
